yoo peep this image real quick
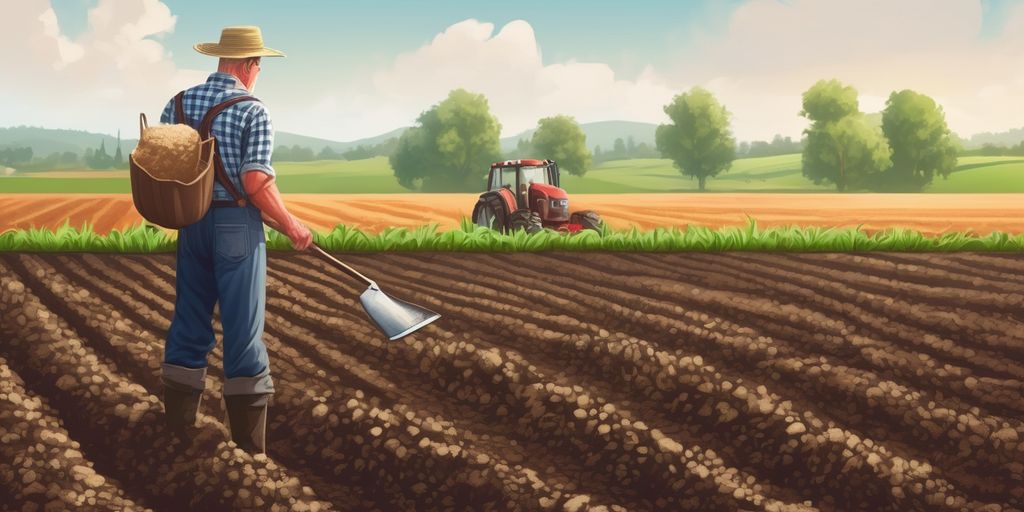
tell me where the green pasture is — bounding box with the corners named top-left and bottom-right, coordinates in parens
top-left (1, 154), bottom-right (1022, 194)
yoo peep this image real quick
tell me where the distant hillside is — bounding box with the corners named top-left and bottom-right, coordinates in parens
top-left (0, 126), bottom-right (138, 156)
top-left (275, 127), bottom-right (408, 152)
top-left (0, 126), bottom-right (410, 158)
top-left (501, 120), bottom-right (658, 152)
top-left (959, 127), bottom-right (1024, 149)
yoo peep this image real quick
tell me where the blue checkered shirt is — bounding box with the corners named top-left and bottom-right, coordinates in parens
top-left (160, 72), bottom-right (275, 201)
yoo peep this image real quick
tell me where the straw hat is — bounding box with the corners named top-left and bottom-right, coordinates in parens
top-left (194, 26), bottom-right (285, 58)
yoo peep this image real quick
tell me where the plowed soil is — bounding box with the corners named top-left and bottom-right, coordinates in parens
top-left (1, 252), bottom-right (1023, 511)
top-left (3, 193), bottom-right (1024, 235)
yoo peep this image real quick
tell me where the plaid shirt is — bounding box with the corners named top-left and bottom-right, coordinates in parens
top-left (160, 72), bottom-right (275, 201)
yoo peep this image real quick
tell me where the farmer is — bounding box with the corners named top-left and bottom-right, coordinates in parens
top-left (158, 26), bottom-right (312, 454)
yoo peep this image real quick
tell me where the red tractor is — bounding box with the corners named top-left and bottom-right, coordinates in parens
top-left (472, 159), bottom-right (602, 234)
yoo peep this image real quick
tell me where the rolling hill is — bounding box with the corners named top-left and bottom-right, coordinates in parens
top-left (3, 154), bottom-right (1023, 194)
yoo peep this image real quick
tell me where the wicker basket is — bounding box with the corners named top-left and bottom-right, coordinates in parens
top-left (129, 114), bottom-right (217, 229)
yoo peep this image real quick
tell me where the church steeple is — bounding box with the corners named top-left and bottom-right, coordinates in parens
top-left (114, 129), bottom-right (124, 166)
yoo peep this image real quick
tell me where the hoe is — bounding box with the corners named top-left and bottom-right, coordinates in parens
top-left (311, 244), bottom-right (440, 340)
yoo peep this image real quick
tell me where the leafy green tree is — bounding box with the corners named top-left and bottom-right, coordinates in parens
top-left (800, 79), bottom-right (890, 191)
top-left (880, 90), bottom-right (958, 191)
top-left (530, 115), bottom-right (592, 176)
top-left (802, 114), bottom-right (891, 191)
top-left (655, 87), bottom-right (736, 191)
top-left (801, 79), bottom-right (858, 124)
top-left (613, 138), bottom-right (626, 154)
top-left (390, 89), bottom-right (502, 191)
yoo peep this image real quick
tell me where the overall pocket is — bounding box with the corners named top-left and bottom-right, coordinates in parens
top-left (215, 223), bottom-right (249, 263)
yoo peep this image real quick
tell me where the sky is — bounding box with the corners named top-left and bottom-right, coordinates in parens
top-left (3, 0), bottom-right (1024, 143)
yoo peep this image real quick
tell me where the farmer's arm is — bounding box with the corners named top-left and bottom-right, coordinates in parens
top-left (240, 106), bottom-right (312, 251)
top-left (159, 99), bottom-right (174, 124)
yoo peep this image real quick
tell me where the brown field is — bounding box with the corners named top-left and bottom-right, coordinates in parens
top-left (2, 193), bottom-right (1024, 235)
top-left (1, 251), bottom-right (1023, 511)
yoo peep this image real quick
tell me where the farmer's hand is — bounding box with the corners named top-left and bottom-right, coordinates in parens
top-left (285, 218), bottom-right (313, 251)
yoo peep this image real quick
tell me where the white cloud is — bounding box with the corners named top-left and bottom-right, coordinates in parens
top-left (0, 0), bottom-right (204, 139)
top-left (5, 2), bottom-right (1024, 146)
top-left (283, 5), bottom-right (1024, 143)
top-left (272, 19), bottom-right (679, 141)
top-left (672, 0), bottom-right (1024, 140)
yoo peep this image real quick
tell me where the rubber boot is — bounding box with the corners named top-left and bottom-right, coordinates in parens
top-left (163, 377), bottom-right (203, 433)
top-left (224, 393), bottom-right (271, 454)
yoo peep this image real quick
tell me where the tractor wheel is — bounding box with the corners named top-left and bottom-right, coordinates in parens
top-left (508, 209), bottom-right (543, 234)
top-left (472, 193), bottom-right (509, 232)
top-left (570, 210), bottom-right (603, 231)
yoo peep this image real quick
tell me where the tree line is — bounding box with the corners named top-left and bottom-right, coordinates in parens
top-left (0, 138), bottom-right (125, 171)
top-left (655, 80), bottom-right (960, 192)
top-left (271, 138), bottom-right (399, 162)
top-left (389, 90), bottom-right (597, 191)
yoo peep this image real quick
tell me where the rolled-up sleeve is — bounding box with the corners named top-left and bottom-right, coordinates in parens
top-left (159, 98), bottom-right (174, 124)
top-left (240, 106), bottom-right (275, 177)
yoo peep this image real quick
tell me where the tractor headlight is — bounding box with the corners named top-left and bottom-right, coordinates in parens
top-left (550, 199), bottom-right (568, 208)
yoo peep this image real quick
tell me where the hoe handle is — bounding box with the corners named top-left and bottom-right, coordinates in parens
top-left (310, 244), bottom-right (375, 288)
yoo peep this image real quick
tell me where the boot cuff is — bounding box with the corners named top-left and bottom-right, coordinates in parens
top-left (224, 366), bottom-right (275, 396)
top-left (162, 363), bottom-right (208, 391)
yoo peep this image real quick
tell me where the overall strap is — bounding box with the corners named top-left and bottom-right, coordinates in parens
top-left (174, 91), bottom-right (188, 126)
top-left (199, 95), bottom-right (260, 207)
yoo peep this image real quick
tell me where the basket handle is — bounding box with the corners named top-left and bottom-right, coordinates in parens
top-left (139, 113), bottom-right (148, 135)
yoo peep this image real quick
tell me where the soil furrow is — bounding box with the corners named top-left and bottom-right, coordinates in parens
top-left (0, 357), bottom-right (149, 511)
top-left (727, 252), bottom-right (1024, 359)
top-left (76, 254), bottom-right (624, 510)
top-left (868, 252), bottom-right (1024, 289)
top-left (272, 253), bottom-right (1007, 509)
top-left (0, 264), bottom-right (331, 511)
top-left (3, 252), bottom-right (1022, 510)
top-left (610, 251), bottom-right (1024, 411)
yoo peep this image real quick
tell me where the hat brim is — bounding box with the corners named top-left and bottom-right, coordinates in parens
top-left (194, 43), bottom-right (285, 58)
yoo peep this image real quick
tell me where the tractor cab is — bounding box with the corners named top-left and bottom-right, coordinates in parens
top-left (486, 160), bottom-right (568, 222)
top-left (487, 159), bottom-right (561, 205)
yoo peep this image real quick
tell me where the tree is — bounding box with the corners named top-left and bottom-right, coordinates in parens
top-left (880, 90), bottom-right (958, 191)
top-left (530, 115), bottom-right (592, 176)
top-left (803, 115), bottom-right (891, 191)
top-left (801, 79), bottom-right (858, 124)
top-left (272, 145), bottom-right (291, 162)
top-left (318, 146), bottom-right (342, 160)
top-left (60, 151), bottom-right (78, 165)
top-left (86, 140), bottom-right (112, 169)
top-left (613, 138), bottom-right (626, 154)
top-left (516, 138), bottom-right (532, 154)
top-left (655, 87), bottom-right (736, 191)
top-left (389, 89), bottom-right (502, 191)
top-left (0, 146), bottom-right (32, 166)
top-left (290, 145), bottom-right (315, 161)
top-left (800, 80), bottom-right (891, 191)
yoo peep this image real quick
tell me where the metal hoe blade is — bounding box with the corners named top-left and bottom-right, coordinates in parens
top-left (309, 243), bottom-right (440, 340)
top-left (359, 282), bottom-right (441, 341)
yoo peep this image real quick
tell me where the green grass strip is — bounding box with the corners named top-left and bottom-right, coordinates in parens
top-left (2, 218), bottom-right (1022, 253)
